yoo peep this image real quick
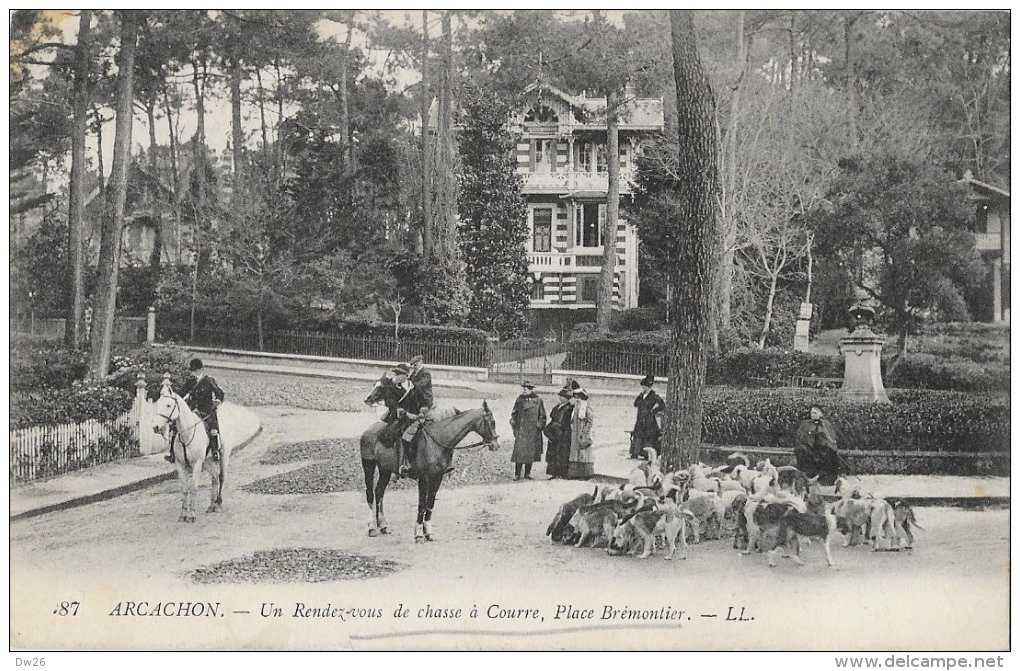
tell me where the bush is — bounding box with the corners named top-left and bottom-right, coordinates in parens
top-left (708, 347), bottom-right (842, 386)
top-left (106, 343), bottom-right (192, 400)
top-left (11, 380), bottom-right (134, 430)
top-left (886, 355), bottom-right (1011, 392)
top-left (9, 340), bottom-right (88, 393)
top-left (610, 308), bottom-right (664, 332)
top-left (700, 388), bottom-right (1010, 456)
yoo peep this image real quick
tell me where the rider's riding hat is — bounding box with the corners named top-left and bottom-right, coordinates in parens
top-left (189, 358), bottom-right (204, 372)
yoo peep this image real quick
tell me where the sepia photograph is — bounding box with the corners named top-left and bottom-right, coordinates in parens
top-left (8, 8), bottom-right (1011, 659)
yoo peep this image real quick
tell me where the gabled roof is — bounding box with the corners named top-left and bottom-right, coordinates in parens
top-left (523, 80), bottom-right (664, 129)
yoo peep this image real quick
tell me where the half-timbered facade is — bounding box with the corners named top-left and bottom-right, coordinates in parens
top-left (514, 83), bottom-right (664, 310)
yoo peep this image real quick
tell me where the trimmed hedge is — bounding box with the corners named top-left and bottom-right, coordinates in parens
top-left (11, 381), bottom-right (134, 430)
top-left (700, 388), bottom-right (1010, 456)
top-left (562, 341), bottom-right (1010, 392)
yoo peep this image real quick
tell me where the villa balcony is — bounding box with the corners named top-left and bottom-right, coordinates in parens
top-left (528, 248), bottom-right (627, 274)
top-left (521, 170), bottom-right (637, 195)
top-left (974, 232), bottom-right (1002, 252)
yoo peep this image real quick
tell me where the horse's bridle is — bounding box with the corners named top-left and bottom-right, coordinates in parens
top-left (420, 409), bottom-right (500, 451)
top-left (155, 395), bottom-right (205, 434)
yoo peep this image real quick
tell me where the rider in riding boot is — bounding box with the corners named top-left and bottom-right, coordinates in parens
top-left (166, 358), bottom-right (225, 463)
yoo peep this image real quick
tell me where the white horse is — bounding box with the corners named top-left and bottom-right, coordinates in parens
top-left (152, 389), bottom-right (229, 523)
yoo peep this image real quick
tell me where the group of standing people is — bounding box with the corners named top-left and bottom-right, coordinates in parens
top-left (509, 380), bottom-right (594, 481)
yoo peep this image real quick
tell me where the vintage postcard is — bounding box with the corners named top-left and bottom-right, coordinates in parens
top-left (9, 8), bottom-right (1010, 656)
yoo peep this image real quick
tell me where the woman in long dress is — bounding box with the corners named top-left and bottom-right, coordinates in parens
top-left (544, 388), bottom-right (573, 479)
top-left (566, 389), bottom-right (595, 480)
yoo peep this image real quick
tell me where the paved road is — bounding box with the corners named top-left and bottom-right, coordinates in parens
top-left (9, 386), bottom-right (1011, 652)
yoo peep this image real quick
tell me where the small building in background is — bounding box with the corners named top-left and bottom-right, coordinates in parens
top-left (514, 83), bottom-right (664, 314)
top-left (961, 171), bottom-right (1010, 323)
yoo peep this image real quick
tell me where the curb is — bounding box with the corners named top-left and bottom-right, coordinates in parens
top-left (10, 424), bottom-right (264, 523)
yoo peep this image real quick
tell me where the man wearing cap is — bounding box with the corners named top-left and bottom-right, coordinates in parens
top-left (407, 355), bottom-right (433, 411)
top-left (166, 358), bottom-right (225, 463)
top-left (510, 381), bottom-right (546, 481)
top-left (631, 374), bottom-right (665, 459)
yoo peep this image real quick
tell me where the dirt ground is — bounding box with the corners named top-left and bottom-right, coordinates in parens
top-left (9, 395), bottom-right (1011, 652)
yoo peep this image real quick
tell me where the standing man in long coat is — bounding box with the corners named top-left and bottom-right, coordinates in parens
top-left (631, 374), bottom-right (665, 458)
top-left (510, 381), bottom-right (546, 481)
top-left (566, 389), bottom-right (595, 480)
top-left (544, 388), bottom-right (573, 479)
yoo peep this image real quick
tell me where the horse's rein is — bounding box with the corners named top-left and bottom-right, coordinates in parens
top-left (421, 418), bottom-right (498, 451)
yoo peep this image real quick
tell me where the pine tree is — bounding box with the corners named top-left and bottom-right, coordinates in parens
top-left (661, 11), bottom-right (720, 470)
top-left (457, 86), bottom-right (530, 338)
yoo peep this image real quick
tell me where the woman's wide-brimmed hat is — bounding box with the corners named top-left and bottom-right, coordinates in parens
top-left (391, 363), bottom-right (411, 375)
top-left (640, 374), bottom-right (655, 387)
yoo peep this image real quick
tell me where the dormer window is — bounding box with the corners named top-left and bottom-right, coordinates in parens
top-left (524, 105), bottom-right (559, 124)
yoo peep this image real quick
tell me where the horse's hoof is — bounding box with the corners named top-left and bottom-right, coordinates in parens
top-left (379, 527), bottom-right (390, 535)
top-left (425, 534), bottom-right (435, 542)
top-left (368, 528), bottom-right (379, 538)
top-left (186, 516), bottom-right (196, 523)
top-left (415, 535), bottom-right (425, 544)
top-left (206, 505), bottom-right (221, 513)
top-left (178, 515), bottom-right (188, 523)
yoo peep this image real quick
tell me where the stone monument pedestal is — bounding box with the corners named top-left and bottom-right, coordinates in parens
top-left (838, 332), bottom-right (890, 403)
top-left (793, 302), bottom-right (812, 352)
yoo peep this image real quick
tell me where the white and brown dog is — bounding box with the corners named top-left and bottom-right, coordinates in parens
top-left (609, 503), bottom-right (696, 560)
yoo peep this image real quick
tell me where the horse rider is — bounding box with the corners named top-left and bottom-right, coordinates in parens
top-left (165, 358), bottom-right (225, 463)
top-left (399, 355), bottom-right (435, 477)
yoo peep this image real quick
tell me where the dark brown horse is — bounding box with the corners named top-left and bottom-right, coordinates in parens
top-left (359, 397), bottom-right (500, 541)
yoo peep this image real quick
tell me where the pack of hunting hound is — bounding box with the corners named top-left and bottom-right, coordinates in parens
top-left (545, 449), bottom-right (922, 567)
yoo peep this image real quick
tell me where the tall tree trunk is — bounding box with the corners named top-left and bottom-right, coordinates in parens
top-left (230, 57), bottom-right (244, 213)
top-left (595, 90), bottom-right (620, 334)
top-left (843, 14), bottom-right (857, 150)
top-left (434, 10), bottom-right (457, 261)
top-left (190, 59), bottom-right (206, 341)
top-left (663, 11), bottom-right (719, 471)
top-left (758, 272), bottom-right (779, 349)
top-left (91, 104), bottom-right (105, 199)
top-left (274, 57), bottom-right (286, 184)
top-left (65, 9), bottom-right (91, 350)
top-left (419, 10), bottom-right (432, 257)
top-left (146, 102), bottom-right (164, 270)
top-left (716, 10), bottom-right (746, 345)
top-left (89, 11), bottom-right (138, 379)
top-left (164, 93), bottom-right (183, 263)
top-left (339, 14), bottom-right (355, 204)
top-left (255, 68), bottom-right (269, 156)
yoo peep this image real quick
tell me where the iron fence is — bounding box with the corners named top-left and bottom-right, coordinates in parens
top-left (562, 342), bottom-right (669, 377)
top-left (159, 324), bottom-right (491, 368)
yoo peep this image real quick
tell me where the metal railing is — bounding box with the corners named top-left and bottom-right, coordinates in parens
top-left (159, 325), bottom-right (491, 368)
top-left (563, 342), bottom-right (669, 377)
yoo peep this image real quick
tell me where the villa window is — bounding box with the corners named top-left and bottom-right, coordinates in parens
top-left (532, 208), bottom-right (552, 252)
top-left (574, 203), bottom-right (604, 248)
top-left (532, 139), bottom-right (555, 173)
